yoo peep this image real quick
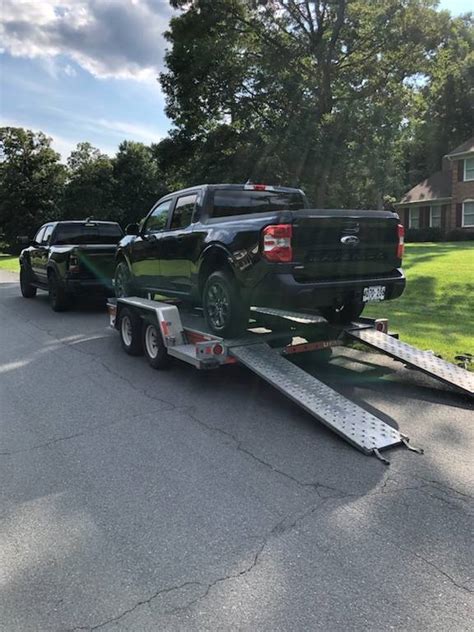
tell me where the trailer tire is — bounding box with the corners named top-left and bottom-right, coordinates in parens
top-left (119, 307), bottom-right (143, 356)
top-left (142, 322), bottom-right (171, 370)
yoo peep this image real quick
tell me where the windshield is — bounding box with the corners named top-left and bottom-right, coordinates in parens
top-left (54, 223), bottom-right (123, 245)
top-left (210, 190), bottom-right (306, 218)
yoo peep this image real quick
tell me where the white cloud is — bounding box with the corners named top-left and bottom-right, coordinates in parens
top-left (0, 116), bottom-right (116, 160)
top-left (0, 0), bottom-right (174, 81)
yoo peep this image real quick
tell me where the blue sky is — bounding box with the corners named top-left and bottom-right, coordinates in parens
top-left (0, 0), bottom-right (471, 161)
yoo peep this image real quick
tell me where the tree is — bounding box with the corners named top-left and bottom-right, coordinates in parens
top-left (400, 12), bottom-right (474, 187)
top-left (113, 141), bottom-right (167, 226)
top-left (63, 142), bottom-right (115, 220)
top-left (160, 0), bottom-right (455, 207)
top-left (0, 127), bottom-right (66, 245)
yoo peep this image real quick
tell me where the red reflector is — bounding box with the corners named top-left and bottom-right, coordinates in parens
top-left (396, 223), bottom-right (405, 259)
top-left (262, 224), bottom-right (293, 262)
top-left (213, 343), bottom-right (223, 355)
top-left (253, 184), bottom-right (267, 190)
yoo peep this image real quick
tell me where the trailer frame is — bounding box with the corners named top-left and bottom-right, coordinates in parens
top-left (107, 297), bottom-right (473, 463)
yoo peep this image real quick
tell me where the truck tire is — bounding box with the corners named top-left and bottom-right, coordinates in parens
top-left (203, 270), bottom-right (249, 337)
top-left (114, 261), bottom-right (134, 298)
top-left (20, 265), bottom-right (37, 298)
top-left (119, 307), bottom-right (143, 356)
top-left (48, 271), bottom-right (70, 312)
top-left (321, 300), bottom-right (364, 325)
top-left (142, 322), bottom-right (171, 369)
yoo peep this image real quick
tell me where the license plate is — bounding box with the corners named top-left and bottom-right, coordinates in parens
top-left (362, 285), bottom-right (386, 302)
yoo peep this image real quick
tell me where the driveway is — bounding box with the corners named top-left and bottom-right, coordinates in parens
top-left (0, 269), bottom-right (472, 631)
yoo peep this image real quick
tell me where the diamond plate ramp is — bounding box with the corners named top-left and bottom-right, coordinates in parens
top-left (231, 343), bottom-right (404, 457)
top-left (347, 329), bottom-right (474, 397)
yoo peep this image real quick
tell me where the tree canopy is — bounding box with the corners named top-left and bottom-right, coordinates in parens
top-left (0, 1), bottom-right (472, 246)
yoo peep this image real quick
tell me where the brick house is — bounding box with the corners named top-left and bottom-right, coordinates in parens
top-left (396, 137), bottom-right (474, 236)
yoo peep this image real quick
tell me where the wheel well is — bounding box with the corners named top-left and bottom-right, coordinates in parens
top-left (198, 248), bottom-right (233, 295)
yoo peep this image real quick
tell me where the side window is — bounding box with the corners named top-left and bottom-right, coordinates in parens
top-left (170, 194), bottom-right (197, 230)
top-left (34, 227), bottom-right (45, 244)
top-left (145, 200), bottom-right (172, 232)
top-left (42, 225), bottom-right (54, 245)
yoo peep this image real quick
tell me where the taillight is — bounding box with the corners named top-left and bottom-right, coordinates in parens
top-left (396, 224), bottom-right (405, 259)
top-left (262, 224), bottom-right (293, 262)
top-left (69, 254), bottom-right (80, 273)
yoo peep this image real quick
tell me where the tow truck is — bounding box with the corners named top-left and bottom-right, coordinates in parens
top-left (107, 297), bottom-right (474, 464)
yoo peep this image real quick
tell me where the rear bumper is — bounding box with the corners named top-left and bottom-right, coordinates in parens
top-left (249, 269), bottom-right (406, 309)
top-left (65, 277), bottom-right (113, 295)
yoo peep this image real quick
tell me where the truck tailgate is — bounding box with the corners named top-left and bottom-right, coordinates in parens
top-left (74, 245), bottom-right (117, 280)
top-left (291, 211), bottom-right (400, 280)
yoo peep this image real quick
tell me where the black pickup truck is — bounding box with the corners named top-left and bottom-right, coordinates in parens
top-left (115, 184), bottom-right (406, 336)
top-left (19, 220), bottom-right (123, 311)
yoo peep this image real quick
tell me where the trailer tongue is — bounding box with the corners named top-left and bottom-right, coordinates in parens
top-left (108, 297), bottom-right (473, 463)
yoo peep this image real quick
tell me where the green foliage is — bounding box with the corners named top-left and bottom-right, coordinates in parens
top-left (0, 127), bottom-right (66, 243)
top-left (63, 142), bottom-right (115, 220)
top-left (113, 141), bottom-right (167, 227)
top-left (160, 0), bottom-right (463, 207)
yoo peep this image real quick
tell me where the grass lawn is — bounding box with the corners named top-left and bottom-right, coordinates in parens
top-left (365, 242), bottom-right (474, 367)
top-left (0, 254), bottom-right (20, 273)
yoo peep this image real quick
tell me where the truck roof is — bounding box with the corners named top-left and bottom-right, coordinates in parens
top-left (167, 183), bottom-right (305, 196)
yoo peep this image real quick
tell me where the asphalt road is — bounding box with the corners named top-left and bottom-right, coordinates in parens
top-left (1, 269), bottom-right (473, 631)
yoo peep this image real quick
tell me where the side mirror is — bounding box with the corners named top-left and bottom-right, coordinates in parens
top-left (17, 235), bottom-right (30, 245)
top-left (125, 223), bottom-right (140, 236)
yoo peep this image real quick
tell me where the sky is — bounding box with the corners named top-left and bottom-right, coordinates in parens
top-left (0, 0), bottom-right (471, 161)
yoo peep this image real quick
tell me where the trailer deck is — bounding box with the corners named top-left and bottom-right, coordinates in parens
top-left (108, 297), bottom-right (473, 463)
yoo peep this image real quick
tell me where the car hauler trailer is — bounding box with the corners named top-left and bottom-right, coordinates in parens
top-left (107, 297), bottom-right (474, 464)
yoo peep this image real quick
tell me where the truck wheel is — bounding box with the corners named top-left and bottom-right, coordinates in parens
top-left (321, 301), bottom-right (364, 325)
top-left (142, 322), bottom-right (171, 369)
top-left (48, 272), bottom-right (70, 312)
top-left (119, 307), bottom-right (143, 356)
top-left (203, 270), bottom-right (249, 337)
top-left (20, 266), bottom-right (37, 298)
top-left (114, 261), bottom-right (133, 298)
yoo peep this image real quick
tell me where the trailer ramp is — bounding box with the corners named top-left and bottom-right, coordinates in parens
top-left (347, 329), bottom-right (474, 397)
top-left (231, 343), bottom-right (418, 462)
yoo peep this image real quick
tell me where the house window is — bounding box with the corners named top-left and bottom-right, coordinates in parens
top-left (409, 208), bottom-right (420, 229)
top-left (464, 157), bottom-right (474, 181)
top-left (462, 200), bottom-right (474, 227)
top-left (430, 206), bottom-right (442, 228)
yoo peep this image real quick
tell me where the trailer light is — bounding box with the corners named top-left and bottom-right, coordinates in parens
top-left (396, 224), bottom-right (405, 259)
top-left (262, 224), bottom-right (293, 262)
top-left (213, 343), bottom-right (224, 355)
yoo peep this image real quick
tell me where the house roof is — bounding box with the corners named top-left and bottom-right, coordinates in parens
top-left (399, 170), bottom-right (452, 205)
top-left (446, 136), bottom-right (474, 158)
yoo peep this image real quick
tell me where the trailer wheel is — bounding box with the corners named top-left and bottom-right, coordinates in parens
top-left (142, 322), bottom-right (171, 369)
top-left (119, 307), bottom-right (143, 356)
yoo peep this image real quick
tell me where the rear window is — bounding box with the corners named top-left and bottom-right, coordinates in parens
top-left (210, 189), bottom-right (306, 218)
top-left (54, 223), bottom-right (123, 245)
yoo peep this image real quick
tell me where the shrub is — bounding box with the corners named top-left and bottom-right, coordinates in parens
top-left (445, 228), bottom-right (474, 241)
top-left (405, 228), bottom-right (443, 242)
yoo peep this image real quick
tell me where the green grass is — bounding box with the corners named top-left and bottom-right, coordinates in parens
top-left (365, 242), bottom-right (474, 367)
top-left (0, 254), bottom-right (19, 273)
